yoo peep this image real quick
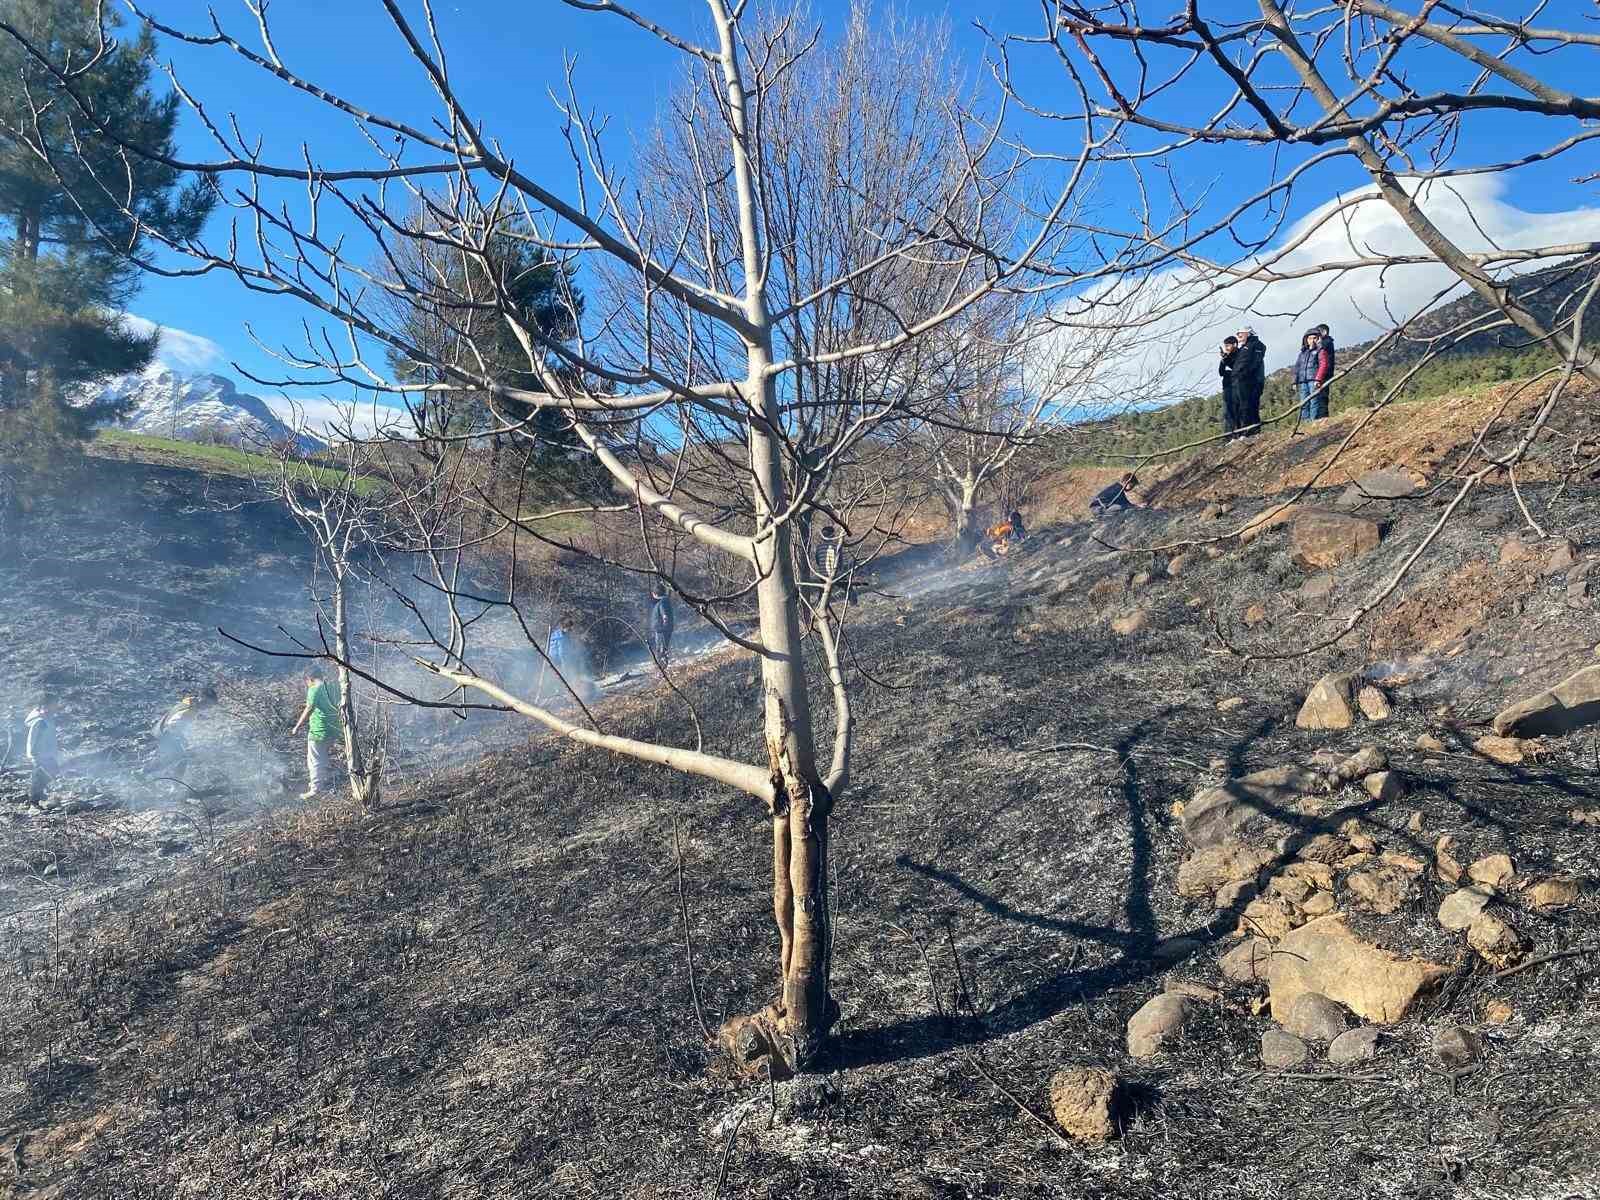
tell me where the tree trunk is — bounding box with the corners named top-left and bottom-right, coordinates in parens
top-left (331, 566), bottom-right (382, 809)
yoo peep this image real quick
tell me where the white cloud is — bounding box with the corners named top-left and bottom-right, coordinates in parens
top-left (122, 314), bottom-right (227, 371)
top-left (1086, 175), bottom-right (1600, 400)
top-left (264, 395), bottom-right (408, 442)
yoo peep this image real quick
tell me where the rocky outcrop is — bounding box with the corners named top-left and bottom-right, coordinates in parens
top-left (1296, 673), bottom-right (1360, 730)
top-left (1269, 915), bottom-right (1450, 1024)
top-left (1492, 665), bottom-right (1600, 738)
top-left (1049, 1067), bottom-right (1121, 1142)
top-left (1181, 766), bottom-right (1323, 847)
top-left (1290, 509), bottom-right (1383, 571)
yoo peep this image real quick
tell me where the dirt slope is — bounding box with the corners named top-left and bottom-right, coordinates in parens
top-left (2, 459), bottom-right (1598, 1198)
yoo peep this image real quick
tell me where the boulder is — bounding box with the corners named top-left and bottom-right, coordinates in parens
top-left (1216, 696), bottom-right (1247, 713)
top-left (1110, 609), bottom-right (1150, 636)
top-left (1297, 673), bottom-right (1361, 731)
top-left (1467, 913), bottom-right (1524, 967)
top-left (1332, 745), bottom-right (1388, 783)
top-left (1416, 732), bottom-right (1446, 753)
top-left (1468, 854), bottom-right (1515, 889)
top-left (1237, 504), bottom-right (1300, 545)
top-left (1345, 865), bottom-right (1415, 915)
top-left (1327, 1027), bottom-right (1381, 1065)
top-left (1361, 771), bottom-right (1406, 803)
top-left (1437, 885), bottom-right (1494, 931)
top-left (1336, 468), bottom-right (1420, 508)
top-left (1298, 573), bottom-right (1336, 607)
top-left (1126, 993), bottom-right (1189, 1059)
top-left (1219, 938), bottom-right (1272, 985)
top-left (1434, 1026), bottom-right (1480, 1068)
top-left (1474, 735), bottom-right (1532, 765)
top-left (1492, 664), bottom-right (1600, 738)
top-left (1177, 842), bottom-right (1275, 898)
top-left (1358, 686), bottom-right (1393, 721)
top-left (1526, 875), bottom-right (1582, 910)
top-left (1261, 1029), bottom-right (1310, 1069)
top-left (1282, 991), bottom-right (1350, 1043)
top-left (1049, 1067), bottom-right (1121, 1143)
top-left (1296, 833), bottom-right (1353, 864)
top-left (1290, 508), bottom-right (1383, 571)
top-left (1268, 915), bottom-right (1450, 1024)
top-left (1181, 766), bottom-right (1324, 848)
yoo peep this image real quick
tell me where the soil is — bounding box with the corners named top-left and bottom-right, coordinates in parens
top-left (1, 451), bottom-right (1598, 1198)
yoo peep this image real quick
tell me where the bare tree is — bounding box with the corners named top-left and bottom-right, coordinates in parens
top-left (0, 0), bottom-right (1122, 1073)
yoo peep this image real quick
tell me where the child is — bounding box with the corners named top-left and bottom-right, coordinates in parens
top-left (24, 702), bottom-right (59, 808)
top-left (291, 668), bottom-right (343, 800)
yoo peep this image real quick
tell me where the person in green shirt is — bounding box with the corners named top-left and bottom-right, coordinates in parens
top-left (290, 668), bottom-right (342, 799)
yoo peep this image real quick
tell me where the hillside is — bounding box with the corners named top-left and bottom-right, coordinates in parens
top-left (1, 420), bottom-right (1599, 1197)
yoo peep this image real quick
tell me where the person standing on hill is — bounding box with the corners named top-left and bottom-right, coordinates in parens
top-left (1233, 326), bottom-right (1267, 438)
top-left (291, 668), bottom-right (342, 800)
top-left (647, 584), bottom-right (675, 668)
top-left (1313, 323), bottom-right (1335, 417)
top-left (1218, 336), bottom-right (1241, 438)
top-left (23, 701), bottom-right (59, 808)
top-left (1294, 329), bottom-right (1325, 424)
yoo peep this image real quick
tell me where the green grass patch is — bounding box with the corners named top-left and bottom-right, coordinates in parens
top-left (90, 430), bottom-right (382, 495)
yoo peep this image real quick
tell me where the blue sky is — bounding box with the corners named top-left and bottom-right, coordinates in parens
top-left (122, 2), bottom-right (1600, 429)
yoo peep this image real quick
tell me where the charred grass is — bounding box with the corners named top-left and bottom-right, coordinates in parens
top-left (2, 487), bottom-right (1600, 1198)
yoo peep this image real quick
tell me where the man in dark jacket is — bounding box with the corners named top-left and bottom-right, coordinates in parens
top-left (1219, 336), bottom-right (1240, 438)
top-left (1232, 326), bottom-right (1267, 437)
top-left (1090, 473), bottom-right (1139, 517)
top-left (648, 584), bottom-right (674, 667)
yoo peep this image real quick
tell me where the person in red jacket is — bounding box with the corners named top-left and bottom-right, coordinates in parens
top-left (1311, 324), bottom-right (1335, 419)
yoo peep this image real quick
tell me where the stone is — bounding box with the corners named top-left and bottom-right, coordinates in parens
top-left (1166, 553), bottom-right (1194, 578)
top-left (1438, 885), bottom-right (1494, 931)
top-left (1164, 979), bottom-right (1219, 1003)
top-left (1177, 842), bottom-right (1275, 897)
top-left (1243, 603), bottom-right (1268, 627)
top-left (1282, 991), bottom-right (1350, 1043)
top-left (1336, 468), bottom-right (1420, 508)
top-left (1474, 735), bottom-right (1530, 765)
top-left (1219, 938), bottom-right (1272, 985)
top-left (1261, 1029), bottom-right (1310, 1069)
top-left (1237, 503), bottom-right (1300, 545)
top-left (1126, 993), bottom-right (1189, 1059)
top-left (1358, 686), bottom-right (1393, 721)
top-left (1049, 1067), bottom-right (1120, 1143)
top-left (1484, 999), bottom-right (1514, 1025)
top-left (1468, 854), bottom-right (1515, 889)
top-left (1380, 853), bottom-right (1425, 875)
top-left (1572, 808), bottom-right (1600, 827)
top-left (1216, 696), bottom-right (1247, 713)
top-left (1110, 609), bottom-right (1149, 636)
top-left (1544, 539), bottom-right (1578, 576)
top-left (1345, 865), bottom-right (1415, 915)
top-left (1362, 771), bottom-right (1406, 803)
top-left (1327, 1027), bottom-right (1381, 1065)
top-left (1269, 915), bottom-right (1450, 1024)
top-left (1297, 673), bottom-right (1361, 731)
top-left (1130, 570), bottom-right (1155, 589)
top-left (1333, 745), bottom-right (1388, 783)
top-left (1300, 891), bottom-right (1336, 917)
top-left (1181, 766), bottom-right (1324, 848)
top-left (1467, 913), bottom-right (1525, 967)
top-left (1500, 536), bottom-right (1537, 566)
top-left (1348, 831), bottom-right (1379, 854)
top-left (1267, 873), bottom-right (1314, 905)
top-left (1434, 1026), bottom-right (1480, 1068)
top-left (1493, 664), bottom-right (1600, 738)
top-left (1290, 508), bottom-right (1383, 570)
top-left (1526, 875), bottom-right (1582, 909)
top-left (1297, 833), bottom-right (1352, 864)
top-left (1237, 896), bottom-right (1303, 942)
top-left (1285, 861), bottom-right (1334, 890)
top-left (1214, 878), bottom-right (1257, 910)
top-left (1298, 573), bottom-right (1335, 607)
top-left (1407, 810), bottom-right (1425, 833)
top-left (1416, 733), bottom-right (1446, 753)
top-left (1436, 836), bottom-right (1463, 884)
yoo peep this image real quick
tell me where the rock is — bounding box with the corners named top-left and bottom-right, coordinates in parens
top-left (1492, 664), bottom-right (1600, 738)
top-left (1572, 808), bottom-right (1600, 827)
top-left (1267, 873), bottom-right (1314, 905)
top-left (1177, 842), bottom-right (1274, 898)
top-left (1484, 999), bottom-right (1514, 1025)
top-left (1327, 1027), bottom-right (1381, 1065)
top-left (1049, 1067), bottom-right (1121, 1143)
top-left (1467, 913), bottom-right (1525, 967)
top-left (1336, 468), bottom-right (1420, 508)
top-left (1332, 745), bottom-right (1388, 783)
top-left (1361, 771), bottom-right (1406, 803)
top-left (1347, 830), bottom-right (1379, 854)
top-left (1415, 733), bottom-right (1445, 753)
top-left (1468, 854), bottom-right (1515, 889)
top-left (1130, 570), bottom-right (1155, 589)
top-left (1407, 810), bottom-right (1425, 833)
top-left (1296, 833), bottom-right (1352, 864)
top-left (1358, 686), bottom-right (1393, 721)
top-left (1238, 896), bottom-right (1303, 942)
top-left (1243, 603), bottom-right (1268, 627)
top-left (1110, 609), bottom-right (1149, 636)
top-left (1473, 735), bottom-right (1531, 765)
top-left (1261, 1029), bottom-right (1310, 1069)
top-left (1164, 979), bottom-right (1219, 1003)
top-left (1438, 885), bottom-right (1494, 931)
top-left (1219, 938), bottom-right (1272, 985)
top-left (1167, 553), bottom-right (1194, 578)
top-left (1526, 875), bottom-right (1582, 909)
top-left (1214, 878), bottom-right (1257, 910)
top-left (1238, 503), bottom-right (1300, 545)
top-left (1151, 936), bottom-right (1204, 967)
top-left (1380, 853), bottom-right (1425, 875)
top-left (1500, 536), bottom-right (1537, 566)
top-left (1345, 865), bottom-right (1415, 915)
top-left (1544, 539), bottom-right (1578, 576)
top-left (1290, 508), bottom-right (1383, 571)
top-left (1126, 993), bottom-right (1189, 1059)
top-left (1269, 915), bottom-right (1450, 1024)
top-left (1435, 836), bottom-right (1463, 884)
top-left (1181, 766), bottom-right (1324, 847)
top-left (1300, 891), bottom-right (1335, 917)
top-left (1216, 696), bottom-right (1247, 713)
top-left (1297, 672), bottom-right (1361, 731)
top-left (1298, 573), bottom-right (1335, 607)
top-left (1282, 992), bottom-right (1350, 1043)
top-left (1434, 1026), bottom-right (1480, 1068)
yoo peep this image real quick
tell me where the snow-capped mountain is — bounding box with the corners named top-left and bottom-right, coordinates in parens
top-left (89, 367), bottom-right (325, 453)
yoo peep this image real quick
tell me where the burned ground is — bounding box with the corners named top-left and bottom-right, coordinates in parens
top-left (1, 461), bottom-right (1597, 1198)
